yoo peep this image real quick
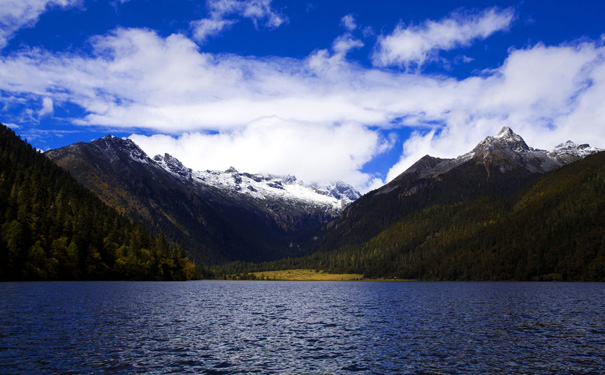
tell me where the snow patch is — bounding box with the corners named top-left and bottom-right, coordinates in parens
top-left (153, 156), bottom-right (360, 211)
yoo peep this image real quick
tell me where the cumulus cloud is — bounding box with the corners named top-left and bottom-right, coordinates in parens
top-left (1, 17), bottom-right (604, 190)
top-left (191, 18), bottom-right (236, 42)
top-left (373, 7), bottom-right (515, 69)
top-left (130, 118), bottom-right (389, 189)
top-left (385, 42), bottom-right (605, 181)
top-left (0, 28), bottom-right (399, 132)
top-left (0, 0), bottom-right (81, 49)
top-left (191, 0), bottom-right (287, 43)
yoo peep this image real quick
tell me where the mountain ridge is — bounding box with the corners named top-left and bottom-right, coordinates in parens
top-left (46, 135), bottom-right (360, 264)
top-left (218, 146), bottom-right (604, 281)
top-left (43, 127), bottom-right (602, 270)
top-left (316, 127), bottom-right (602, 253)
top-left (153, 153), bottom-right (360, 212)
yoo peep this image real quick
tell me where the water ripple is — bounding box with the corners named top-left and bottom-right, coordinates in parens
top-left (1, 281), bottom-right (604, 374)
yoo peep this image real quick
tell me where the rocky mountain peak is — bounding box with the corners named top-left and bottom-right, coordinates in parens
top-left (94, 134), bottom-right (134, 149)
top-left (139, 151), bottom-right (362, 212)
top-left (328, 181), bottom-right (362, 202)
top-left (388, 127), bottom-right (601, 186)
top-left (84, 135), bottom-right (150, 165)
top-left (473, 126), bottom-right (530, 156)
top-left (153, 153), bottom-right (192, 179)
top-left (495, 126), bottom-right (517, 140)
top-left (551, 140), bottom-right (601, 158)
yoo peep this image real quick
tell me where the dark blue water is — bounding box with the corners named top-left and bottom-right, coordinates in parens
top-left (1, 281), bottom-right (604, 374)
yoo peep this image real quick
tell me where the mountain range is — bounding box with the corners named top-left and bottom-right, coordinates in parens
top-left (227, 127), bottom-right (604, 281)
top-left (46, 135), bottom-right (359, 264)
top-left (39, 126), bottom-right (605, 280)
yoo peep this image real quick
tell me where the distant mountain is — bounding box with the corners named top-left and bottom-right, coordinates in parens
top-left (0, 124), bottom-right (195, 281)
top-left (317, 127), bottom-right (602, 252)
top-left (154, 153), bottom-right (360, 223)
top-left (46, 136), bottom-right (360, 264)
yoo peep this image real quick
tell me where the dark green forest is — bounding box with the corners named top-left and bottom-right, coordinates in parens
top-left (0, 124), bottom-right (196, 281)
top-left (214, 152), bottom-right (605, 281)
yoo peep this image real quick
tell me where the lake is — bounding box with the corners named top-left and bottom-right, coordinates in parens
top-left (1, 281), bottom-right (604, 374)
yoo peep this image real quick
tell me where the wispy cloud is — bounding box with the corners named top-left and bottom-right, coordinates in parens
top-left (373, 7), bottom-right (515, 70)
top-left (38, 97), bottom-right (53, 117)
top-left (341, 14), bottom-right (357, 32)
top-left (0, 0), bottom-right (81, 49)
top-left (191, 0), bottom-right (287, 43)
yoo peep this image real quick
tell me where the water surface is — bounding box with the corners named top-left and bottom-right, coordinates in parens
top-left (1, 281), bottom-right (604, 374)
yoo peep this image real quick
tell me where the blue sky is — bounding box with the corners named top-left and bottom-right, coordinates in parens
top-left (1, 0), bottom-right (605, 191)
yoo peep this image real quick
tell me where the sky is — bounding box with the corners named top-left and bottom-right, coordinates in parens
top-left (1, 0), bottom-right (605, 192)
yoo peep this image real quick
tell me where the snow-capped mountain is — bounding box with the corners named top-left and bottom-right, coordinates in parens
top-left (319, 127), bottom-right (602, 252)
top-left (469, 126), bottom-right (601, 172)
top-left (46, 136), bottom-right (360, 264)
top-left (396, 127), bottom-right (602, 181)
top-left (153, 154), bottom-right (360, 212)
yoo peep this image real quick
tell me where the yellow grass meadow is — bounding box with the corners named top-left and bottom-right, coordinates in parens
top-left (250, 269), bottom-right (364, 281)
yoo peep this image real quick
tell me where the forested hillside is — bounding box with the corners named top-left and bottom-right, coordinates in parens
top-left (0, 124), bottom-right (196, 281)
top-left (220, 152), bottom-right (605, 281)
top-left (314, 127), bottom-right (597, 256)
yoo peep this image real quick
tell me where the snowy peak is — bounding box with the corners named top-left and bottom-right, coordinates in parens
top-left (90, 135), bottom-right (151, 164)
top-left (551, 140), bottom-right (601, 158)
top-left (325, 181), bottom-right (362, 202)
top-left (495, 126), bottom-right (522, 142)
top-left (193, 167), bottom-right (359, 210)
top-left (393, 127), bottom-right (602, 184)
top-left (473, 126), bottom-right (530, 155)
top-left (151, 154), bottom-right (360, 212)
top-left (153, 153), bottom-right (192, 179)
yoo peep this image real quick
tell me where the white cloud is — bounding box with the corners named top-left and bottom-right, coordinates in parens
top-left (1, 26), bottom-right (605, 190)
top-left (373, 7), bottom-right (514, 69)
top-left (191, 0), bottom-right (287, 43)
top-left (38, 96), bottom-right (53, 117)
top-left (341, 14), bottom-right (356, 32)
top-left (191, 18), bottom-right (236, 42)
top-left (332, 34), bottom-right (364, 57)
top-left (385, 42), bottom-right (605, 181)
top-left (0, 0), bottom-right (81, 49)
top-left (130, 118), bottom-right (388, 191)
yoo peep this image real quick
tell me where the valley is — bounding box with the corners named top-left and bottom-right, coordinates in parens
top-left (2, 123), bottom-right (604, 281)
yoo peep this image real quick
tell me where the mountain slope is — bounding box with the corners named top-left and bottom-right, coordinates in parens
top-left (0, 124), bottom-right (195, 281)
top-left (317, 127), bottom-right (601, 252)
top-left (238, 151), bottom-right (605, 281)
top-left (46, 136), bottom-right (359, 264)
